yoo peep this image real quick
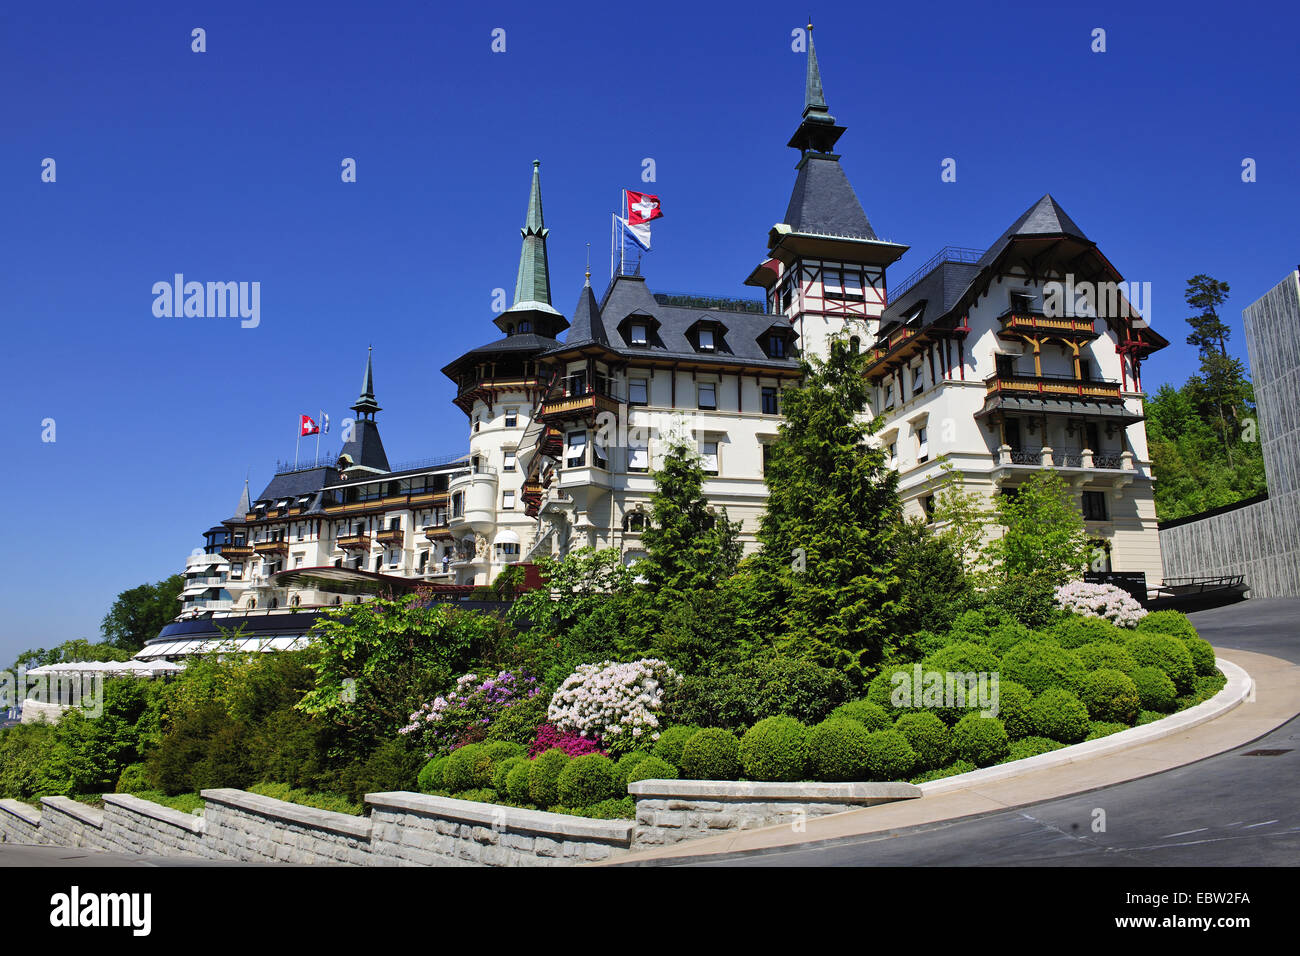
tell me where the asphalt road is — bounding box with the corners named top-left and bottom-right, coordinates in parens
top-left (682, 598), bottom-right (1300, 867)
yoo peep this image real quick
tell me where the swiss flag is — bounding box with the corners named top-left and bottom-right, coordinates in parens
top-left (301, 415), bottom-right (319, 436)
top-left (625, 190), bottom-right (663, 225)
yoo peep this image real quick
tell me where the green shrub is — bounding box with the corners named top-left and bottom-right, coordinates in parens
top-left (483, 740), bottom-right (526, 768)
top-left (679, 729), bottom-right (741, 780)
top-left (829, 699), bottom-right (892, 731)
top-left (866, 665), bottom-right (920, 715)
top-left (1075, 642), bottom-right (1138, 674)
top-left (993, 679), bottom-right (1034, 740)
top-left (1028, 687), bottom-right (1091, 743)
top-left (248, 782), bottom-right (362, 815)
top-left (556, 754), bottom-right (619, 807)
top-left (651, 726), bottom-right (701, 767)
top-left (1000, 641), bottom-right (1085, 695)
top-left (128, 790), bottom-right (205, 814)
top-left (1126, 633), bottom-right (1195, 693)
top-left (1135, 610), bottom-right (1198, 641)
top-left (1007, 736), bottom-right (1065, 761)
top-left (552, 796), bottom-right (636, 820)
top-left (506, 759), bottom-right (532, 802)
top-left (1051, 615), bottom-right (1127, 648)
top-left (861, 730), bottom-right (917, 781)
top-left (977, 622), bottom-right (1036, 655)
top-left (614, 751), bottom-right (653, 788)
top-left (483, 693), bottom-right (549, 746)
top-left (454, 787), bottom-right (498, 804)
top-left (985, 573), bottom-right (1060, 628)
top-left (115, 763), bottom-right (150, 794)
top-left (665, 657), bottom-right (850, 729)
top-left (910, 759), bottom-right (977, 784)
top-left (625, 755), bottom-right (678, 785)
top-left (950, 714), bottom-right (1010, 766)
top-left (1180, 636), bottom-right (1216, 677)
top-left (806, 719), bottom-right (873, 781)
top-left (443, 744), bottom-right (493, 792)
top-left (1136, 709), bottom-right (1164, 725)
top-left (1086, 721), bottom-right (1129, 741)
top-left (527, 748), bottom-right (570, 808)
top-left (921, 641), bottom-right (1001, 676)
top-left (1195, 672), bottom-right (1226, 698)
top-left (892, 712), bottom-right (951, 771)
top-left (417, 755), bottom-right (449, 794)
top-left (1078, 669), bottom-right (1141, 724)
top-left (492, 755), bottom-right (529, 793)
top-left (738, 716), bottom-right (807, 782)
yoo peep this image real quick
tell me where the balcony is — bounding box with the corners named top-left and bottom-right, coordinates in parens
top-left (220, 543), bottom-right (253, 559)
top-left (985, 373), bottom-right (1122, 402)
top-left (448, 466), bottom-right (498, 532)
top-left (374, 528), bottom-right (404, 548)
top-left (538, 382), bottom-right (623, 424)
top-left (424, 522), bottom-right (453, 541)
top-left (336, 532), bottom-right (371, 551)
top-left (997, 446), bottom-right (1134, 472)
top-left (254, 539), bottom-right (288, 555)
top-left (997, 309), bottom-right (1098, 339)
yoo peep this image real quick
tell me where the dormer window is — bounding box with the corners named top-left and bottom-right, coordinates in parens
top-left (630, 324), bottom-right (648, 346)
top-left (759, 325), bottom-right (795, 359)
top-left (687, 318), bottom-right (728, 354)
top-left (619, 313), bottom-right (660, 348)
top-left (767, 334), bottom-right (786, 358)
top-left (518, 319), bottom-right (531, 333)
top-left (698, 328), bottom-right (716, 351)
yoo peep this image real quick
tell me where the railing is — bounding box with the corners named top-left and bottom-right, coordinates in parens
top-left (336, 533), bottom-right (371, 550)
top-left (1002, 446), bottom-right (1127, 469)
top-left (253, 540), bottom-right (288, 553)
top-left (652, 291), bottom-right (767, 315)
top-left (374, 528), bottom-right (404, 546)
top-left (985, 373), bottom-right (1122, 400)
top-left (386, 453), bottom-right (471, 473)
top-left (273, 454), bottom-right (338, 475)
top-left (997, 310), bottom-right (1098, 335)
top-left (888, 246), bottom-right (984, 304)
top-left (1093, 452), bottom-right (1124, 469)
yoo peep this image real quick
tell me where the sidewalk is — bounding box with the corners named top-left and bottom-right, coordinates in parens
top-left (605, 647), bottom-right (1299, 864)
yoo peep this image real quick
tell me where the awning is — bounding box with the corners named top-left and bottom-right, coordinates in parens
top-left (493, 529), bottom-right (520, 545)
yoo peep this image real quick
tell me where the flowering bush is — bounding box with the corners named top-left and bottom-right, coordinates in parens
top-left (400, 670), bottom-right (541, 754)
top-left (1053, 581), bottom-right (1148, 628)
top-left (528, 723), bottom-right (604, 758)
top-left (547, 659), bottom-right (681, 757)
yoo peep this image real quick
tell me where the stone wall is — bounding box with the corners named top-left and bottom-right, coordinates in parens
top-left (629, 780), bottom-right (922, 847)
top-left (99, 794), bottom-right (206, 859)
top-left (0, 799), bottom-right (44, 845)
top-left (200, 788), bottom-right (374, 865)
top-left (38, 796), bottom-right (108, 849)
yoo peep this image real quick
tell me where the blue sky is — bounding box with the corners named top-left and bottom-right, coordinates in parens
top-left (2, 0), bottom-right (1296, 658)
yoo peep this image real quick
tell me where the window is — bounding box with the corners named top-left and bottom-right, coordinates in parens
top-left (912, 364), bottom-right (924, 394)
top-left (518, 319), bottom-right (530, 333)
top-left (452, 492), bottom-right (464, 518)
top-left (592, 437), bottom-right (608, 470)
top-left (418, 551), bottom-right (428, 572)
top-left (630, 324), bottom-right (648, 346)
top-left (628, 378), bottom-right (648, 405)
top-left (996, 354), bottom-right (1016, 379)
top-left (843, 271), bottom-right (863, 299)
top-left (697, 328), bottom-right (716, 351)
top-left (923, 495), bottom-right (936, 522)
top-left (884, 383), bottom-right (895, 409)
top-left (502, 490), bottom-right (515, 510)
top-left (1005, 419), bottom-right (1023, 451)
top-left (823, 270), bottom-right (843, 297)
top-left (1010, 290), bottom-right (1035, 313)
top-left (1085, 422), bottom-right (1101, 453)
top-left (624, 511), bottom-right (647, 533)
top-left (780, 284), bottom-right (793, 313)
top-left (473, 415), bottom-right (480, 433)
top-left (567, 370), bottom-right (587, 396)
top-left (565, 431), bottom-right (587, 466)
top-left (388, 517), bottom-right (400, 531)
top-left (850, 335), bottom-right (860, 353)
top-left (503, 451), bottom-right (517, 472)
top-left (1079, 358), bottom-right (1095, 382)
top-left (700, 441), bottom-right (719, 475)
top-left (496, 542), bottom-right (521, 558)
top-left (767, 334), bottom-right (786, 358)
top-left (916, 425), bottom-right (929, 463)
top-left (1083, 490), bottom-right (1109, 521)
top-left (697, 382), bottom-right (717, 410)
top-left (628, 436), bottom-right (649, 472)
top-left (505, 407), bottom-right (518, 428)
top-left (373, 556), bottom-right (382, 572)
top-left (761, 386), bottom-right (779, 415)
top-left (294, 554), bottom-right (304, 568)
top-left (887, 441), bottom-right (898, 468)
top-left (761, 442), bottom-right (772, 474)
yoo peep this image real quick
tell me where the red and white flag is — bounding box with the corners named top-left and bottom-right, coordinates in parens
top-left (300, 415), bottom-right (319, 436)
top-left (625, 190), bottom-right (663, 225)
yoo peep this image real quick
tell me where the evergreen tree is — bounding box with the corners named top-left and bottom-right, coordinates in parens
top-left (1183, 274), bottom-right (1238, 462)
top-left (989, 470), bottom-right (1090, 583)
top-left (753, 334), bottom-right (901, 678)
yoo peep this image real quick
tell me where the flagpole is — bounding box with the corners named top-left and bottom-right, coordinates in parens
top-left (315, 409), bottom-right (322, 463)
top-left (619, 190), bottom-right (626, 277)
top-left (294, 417), bottom-right (301, 469)
top-left (610, 213), bottom-right (615, 282)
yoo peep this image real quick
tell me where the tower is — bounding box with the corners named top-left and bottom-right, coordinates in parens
top-left (338, 347), bottom-right (390, 476)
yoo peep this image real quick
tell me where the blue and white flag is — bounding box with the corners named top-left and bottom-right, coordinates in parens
top-left (618, 215), bottom-right (651, 251)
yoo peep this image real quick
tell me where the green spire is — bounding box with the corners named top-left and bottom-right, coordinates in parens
top-left (787, 20), bottom-right (846, 154)
top-left (805, 21), bottom-right (829, 115)
top-left (351, 346), bottom-right (381, 419)
top-left (510, 160), bottom-right (552, 311)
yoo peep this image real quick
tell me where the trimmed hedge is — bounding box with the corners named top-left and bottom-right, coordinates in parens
top-left (625, 755), bottom-right (678, 785)
top-left (806, 718), bottom-right (873, 781)
top-left (443, 744), bottom-right (494, 792)
top-left (1007, 736), bottom-right (1065, 761)
top-left (505, 759), bottom-right (532, 802)
top-left (556, 754), bottom-right (619, 807)
top-left (1086, 721), bottom-right (1130, 741)
top-left (651, 726), bottom-right (701, 767)
top-left (417, 755), bottom-right (448, 794)
top-left (492, 755), bottom-right (529, 793)
top-left (1078, 668), bottom-right (1141, 724)
top-left (679, 729), bottom-right (741, 780)
top-left (1181, 636), bottom-right (1217, 677)
top-left (738, 716), bottom-right (807, 782)
top-left (1051, 615), bottom-right (1128, 648)
top-left (829, 699), bottom-right (892, 731)
top-left (911, 759), bottom-right (977, 784)
top-left (1028, 687), bottom-right (1091, 743)
top-left (993, 679), bottom-right (1034, 740)
top-left (865, 666), bottom-right (919, 715)
top-left (614, 751), bottom-right (652, 789)
top-left (921, 641), bottom-right (1001, 676)
top-left (892, 712), bottom-right (951, 771)
top-left (1126, 633), bottom-right (1195, 694)
top-left (861, 730), bottom-right (917, 781)
top-left (950, 714), bottom-right (1010, 766)
top-left (1000, 642), bottom-right (1086, 695)
top-left (527, 748), bottom-right (570, 808)
top-left (1075, 642), bottom-right (1138, 675)
top-left (1135, 610), bottom-right (1198, 641)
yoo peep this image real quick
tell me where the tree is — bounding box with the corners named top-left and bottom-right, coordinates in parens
top-left (926, 456), bottom-right (991, 578)
top-left (1183, 274), bottom-right (1239, 463)
top-left (100, 574), bottom-right (185, 652)
top-left (892, 517), bottom-right (973, 637)
top-left (989, 470), bottom-right (1090, 583)
top-left (638, 437), bottom-right (742, 594)
top-left (11, 639), bottom-right (131, 673)
top-left (752, 334), bottom-right (902, 678)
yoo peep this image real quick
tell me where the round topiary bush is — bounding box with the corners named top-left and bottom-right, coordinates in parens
top-left (805, 718), bottom-right (873, 781)
top-left (1086, 721), bottom-right (1129, 741)
top-left (527, 747), bottom-right (570, 808)
top-left (993, 679), bottom-right (1034, 740)
top-left (1180, 636), bottom-right (1216, 677)
top-left (614, 751), bottom-right (652, 788)
top-left (492, 755), bottom-right (529, 793)
top-left (978, 622), bottom-right (1035, 655)
top-left (1135, 610), bottom-right (1198, 641)
top-left (950, 714), bottom-right (1010, 766)
top-left (556, 754), bottom-right (619, 807)
top-left (1027, 687), bottom-right (1091, 743)
top-left (1135, 709), bottom-right (1165, 725)
top-left (1007, 736), bottom-right (1065, 761)
top-left (922, 641), bottom-right (1001, 676)
top-left (910, 759), bottom-right (977, 784)
top-left (829, 699), bottom-right (892, 731)
top-left (443, 744), bottom-right (494, 792)
top-left (861, 730), bottom-right (917, 781)
top-left (506, 759), bottom-right (532, 802)
top-left (417, 755), bottom-right (449, 793)
top-left (1000, 641), bottom-right (1086, 695)
top-left (738, 716), bottom-right (808, 782)
top-left (1126, 634), bottom-right (1195, 694)
top-left (865, 665), bottom-right (920, 715)
top-left (116, 763), bottom-right (150, 794)
top-left (1075, 641), bottom-right (1138, 675)
top-left (1078, 668), bottom-right (1141, 724)
top-left (1050, 615), bottom-right (1128, 648)
top-left (625, 755), bottom-right (678, 785)
top-left (651, 725), bottom-right (701, 767)
top-left (679, 728), bottom-right (741, 780)
top-left (892, 712), bottom-right (951, 771)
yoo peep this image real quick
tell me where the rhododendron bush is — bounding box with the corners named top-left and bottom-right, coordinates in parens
top-left (528, 723), bottom-right (604, 758)
top-left (547, 658), bottom-right (680, 756)
top-left (1054, 580), bottom-right (1148, 627)
top-left (401, 670), bottom-right (540, 754)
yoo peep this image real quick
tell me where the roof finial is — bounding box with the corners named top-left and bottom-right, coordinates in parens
top-left (351, 347), bottom-right (381, 419)
top-left (511, 160), bottom-right (552, 309)
top-left (585, 243), bottom-right (591, 286)
top-left (786, 17), bottom-right (844, 154)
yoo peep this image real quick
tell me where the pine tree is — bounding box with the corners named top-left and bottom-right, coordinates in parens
top-left (753, 334), bottom-right (901, 678)
top-left (1183, 274), bottom-right (1238, 463)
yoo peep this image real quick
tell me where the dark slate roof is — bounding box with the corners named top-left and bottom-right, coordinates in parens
top-left (339, 419), bottom-right (390, 474)
top-left (782, 153), bottom-right (877, 240)
top-left (545, 276), bottom-right (799, 370)
top-left (563, 282), bottom-right (608, 349)
top-left (974, 194), bottom-right (1090, 270)
top-left (441, 332), bottom-right (562, 377)
top-left (881, 259), bottom-right (981, 327)
top-left (251, 467), bottom-right (334, 505)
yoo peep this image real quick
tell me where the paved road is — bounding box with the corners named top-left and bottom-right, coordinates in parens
top-left (0, 844), bottom-right (246, 867)
top-left (680, 598), bottom-right (1300, 866)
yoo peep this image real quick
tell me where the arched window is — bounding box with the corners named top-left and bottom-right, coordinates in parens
top-left (269, 597), bottom-right (279, 609)
top-left (850, 335), bottom-right (861, 353)
top-left (248, 599), bottom-right (257, 610)
top-left (290, 595), bottom-right (301, 607)
top-left (623, 510), bottom-right (647, 533)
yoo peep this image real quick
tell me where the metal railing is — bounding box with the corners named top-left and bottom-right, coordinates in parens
top-left (652, 291), bottom-right (767, 315)
top-left (888, 246), bottom-right (983, 304)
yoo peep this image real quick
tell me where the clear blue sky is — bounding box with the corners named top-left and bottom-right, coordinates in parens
top-left (2, 0), bottom-right (1296, 659)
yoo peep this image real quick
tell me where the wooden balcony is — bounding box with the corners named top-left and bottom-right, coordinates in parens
top-left (985, 373), bottom-right (1122, 402)
top-left (539, 425), bottom-right (563, 457)
top-left (221, 543), bottom-right (253, 559)
top-left (374, 528), bottom-right (404, 547)
top-left (336, 533), bottom-right (371, 551)
top-left (253, 539), bottom-right (288, 555)
top-left (538, 389), bottom-right (622, 424)
top-left (424, 523), bottom-right (453, 541)
top-left (998, 310), bottom-right (1098, 339)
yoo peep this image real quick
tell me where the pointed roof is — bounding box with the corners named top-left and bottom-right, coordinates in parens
top-left (560, 273), bottom-right (609, 350)
top-left (787, 22), bottom-right (846, 155)
top-left (782, 154), bottom-right (877, 240)
top-left (351, 347), bottom-right (381, 418)
top-left (507, 160), bottom-right (560, 317)
top-left (974, 194), bottom-right (1091, 269)
top-left (235, 478), bottom-right (250, 518)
